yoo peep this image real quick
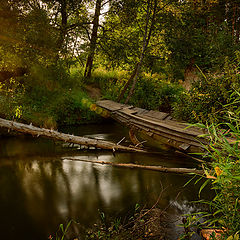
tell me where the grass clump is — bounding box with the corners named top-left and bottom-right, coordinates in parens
top-left (51, 204), bottom-right (169, 240)
top-left (179, 109), bottom-right (240, 239)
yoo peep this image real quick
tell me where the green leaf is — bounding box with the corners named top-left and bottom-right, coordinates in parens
top-left (232, 176), bottom-right (240, 180)
top-left (234, 233), bottom-right (239, 240)
top-left (183, 175), bottom-right (196, 187)
top-left (65, 220), bottom-right (72, 232)
top-left (60, 224), bottom-right (64, 232)
top-left (199, 179), bottom-right (210, 197)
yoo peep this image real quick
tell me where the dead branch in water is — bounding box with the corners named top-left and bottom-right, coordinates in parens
top-left (63, 158), bottom-right (204, 175)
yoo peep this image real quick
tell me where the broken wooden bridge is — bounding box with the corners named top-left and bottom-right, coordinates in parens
top-left (97, 100), bottom-right (208, 153)
top-left (0, 100), bottom-right (209, 154)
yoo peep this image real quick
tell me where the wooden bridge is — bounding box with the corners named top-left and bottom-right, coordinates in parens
top-left (0, 100), bottom-right (209, 154)
top-left (97, 100), bottom-right (208, 153)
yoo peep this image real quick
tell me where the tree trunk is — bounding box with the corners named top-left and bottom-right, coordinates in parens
top-left (232, 3), bottom-right (236, 39)
top-left (235, 5), bottom-right (239, 43)
top-left (0, 117), bottom-right (146, 153)
top-left (117, 67), bottom-right (138, 102)
top-left (56, 0), bottom-right (68, 56)
top-left (124, 58), bottom-right (144, 104)
top-left (64, 158), bottom-right (204, 175)
top-left (84, 0), bottom-right (102, 79)
top-left (118, 0), bottom-right (157, 104)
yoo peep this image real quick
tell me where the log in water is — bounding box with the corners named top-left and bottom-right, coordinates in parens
top-left (0, 117), bottom-right (146, 153)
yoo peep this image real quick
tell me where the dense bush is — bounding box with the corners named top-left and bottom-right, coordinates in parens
top-left (0, 63), bottom-right (99, 128)
top-left (173, 52), bottom-right (240, 123)
top-left (129, 74), bottom-right (184, 112)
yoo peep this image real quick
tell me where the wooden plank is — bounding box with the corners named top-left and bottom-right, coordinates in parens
top-left (115, 110), bottom-right (203, 140)
top-left (165, 116), bottom-right (173, 120)
top-left (133, 107), bottom-right (149, 115)
top-left (179, 143), bottom-right (191, 151)
top-left (141, 110), bottom-right (169, 121)
top-left (140, 115), bottom-right (167, 123)
top-left (113, 112), bottom-right (194, 139)
top-left (119, 109), bottom-right (204, 137)
top-left (96, 100), bottom-right (208, 152)
top-left (131, 120), bottom-right (204, 148)
top-left (119, 108), bottom-right (138, 115)
top-left (112, 112), bottom-right (131, 121)
top-left (96, 100), bottom-right (127, 111)
top-left (164, 119), bottom-right (205, 135)
top-left (118, 113), bottom-right (206, 146)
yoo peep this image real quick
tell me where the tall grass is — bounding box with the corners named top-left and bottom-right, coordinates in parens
top-left (180, 98), bottom-right (240, 239)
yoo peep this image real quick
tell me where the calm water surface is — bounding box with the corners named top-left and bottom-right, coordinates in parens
top-left (0, 122), bottom-right (208, 240)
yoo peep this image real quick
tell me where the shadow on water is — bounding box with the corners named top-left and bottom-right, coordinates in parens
top-left (0, 122), bottom-right (211, 240)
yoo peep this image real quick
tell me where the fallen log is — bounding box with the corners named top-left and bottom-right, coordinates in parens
top-left (0, 117), bottom-right (146, 153)
top-left (64, 158), bottom-right (204, 175)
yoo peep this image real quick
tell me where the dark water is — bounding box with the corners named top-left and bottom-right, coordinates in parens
top-left (0, 122), bottom-right (208, 240)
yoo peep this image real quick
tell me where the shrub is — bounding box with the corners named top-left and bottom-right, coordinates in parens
top-left (173, 51), bottom-right (240, 123)
top-left (129, 75), bottom-right (184, 112)
top-left (180, 105), bottom-right (240, 239)
top-left (0, 63), bottom-right (99, 127)
top-left (0, 77), bottom-right (25, 120)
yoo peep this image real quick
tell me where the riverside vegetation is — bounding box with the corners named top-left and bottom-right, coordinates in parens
top-left (0, 0), bottom-right (240, 239)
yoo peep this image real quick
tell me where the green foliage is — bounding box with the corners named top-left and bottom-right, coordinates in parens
top-left (85, 67), bottom-right (129, 100)
top-left (86, 210), bottom-right (124, 240)
top-left (88, 67), bottom-right (126, 91)
top-left (128, 73), bottom-right (184, 112)
top-left (49, 220), bottom-right (75, 240)
top-left (98, 0), bottom-right (146, 69)
top-left (86, 203), bottom-right (161, 240)
top-left (161, 0), bottom-right (240, 80)
top-left (180, 110), bottom-right (240, 239)
top-left (0, 77), bottom-right (25, 120)
top-left (98, 0), bottom-right (240, 81)
top-left (88, 68), bottom-right (184, 113)
top-left (0, 63), bottom-right (99, 128)
top-left (173, 52), bottom-right (240, 123)
top-left (202, 122), bottom-right (240, 237)
top-left (0, 1), bottom-right (58, 72)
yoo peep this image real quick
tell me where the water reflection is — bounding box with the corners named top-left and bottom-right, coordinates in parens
top-left (0, 123), bottom-right (208, 240)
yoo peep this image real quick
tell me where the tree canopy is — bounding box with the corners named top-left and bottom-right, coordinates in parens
top-left (1, 0), bottom-right (239, 74)
top-left (0, 0), bottom-right (239, 125)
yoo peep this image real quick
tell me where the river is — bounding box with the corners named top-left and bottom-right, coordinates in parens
top-left (0, 122), bottom-right (209, 240)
